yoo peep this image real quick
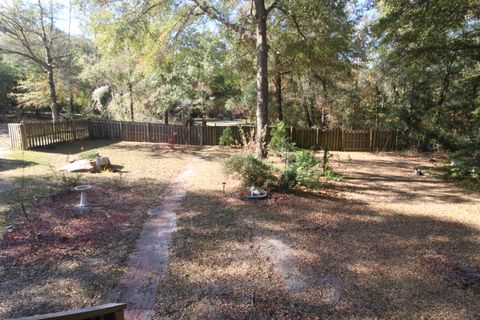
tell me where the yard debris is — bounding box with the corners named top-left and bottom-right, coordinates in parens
top-left (60, 159), bottom-right (94, 172)
top-left (60, 156), bottom-right (112, 172)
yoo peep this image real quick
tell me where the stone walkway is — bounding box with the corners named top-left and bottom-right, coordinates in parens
top-left (108, 164), bottom-right (196, 320)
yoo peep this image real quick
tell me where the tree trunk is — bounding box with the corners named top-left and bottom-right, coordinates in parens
top-left (46, 67), bottom-right (59, 122)
top-left (128, 83), bottom-right (134, 121)
top-left (273, 51), bottom-right (283, 121)
top-left (164, 110), bottom-right (169, 125)
top-left (255, 0), bottom-right (269, 158)
top-left (303, 100), bottom-right (314, 128)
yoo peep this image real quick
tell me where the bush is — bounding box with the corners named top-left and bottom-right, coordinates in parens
top-left (280, 167), bottom-right (297, 190)
top-left (270, 121), bottom-right (295, 152)
top-left (437, 148), bottom-right (480, 190)
top-left (219, 127), bottom-right (235, 146)
top-left (223, 154), bottom-right (277, 188)
top-left (291, 150), bottom-right (323, 188)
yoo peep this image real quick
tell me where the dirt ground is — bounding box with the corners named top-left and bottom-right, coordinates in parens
top-left (1, 139), bottom-right (479, 319)
top-left (155, 150), bottom-right (480, 319)
top-left (0, 140), bottom-right (198, 318)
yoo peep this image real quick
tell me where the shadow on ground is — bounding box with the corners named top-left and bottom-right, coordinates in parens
top-left (154, 184), bottom-right (480, 319)
top-left (0, 158), bottom-right (38, 172)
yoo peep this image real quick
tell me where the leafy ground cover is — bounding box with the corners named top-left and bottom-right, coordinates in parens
top-left (155, 151), bottom-right (480, 319)
top-left (1, 136), bottom-right (479, 319)
top-left (0, 139), bottom-right (195, 318)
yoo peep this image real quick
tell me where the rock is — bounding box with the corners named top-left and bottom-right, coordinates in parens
top-left (60, 160), bottom-right (94, 172)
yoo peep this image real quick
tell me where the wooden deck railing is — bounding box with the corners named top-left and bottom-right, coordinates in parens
top-left (14, 303), bottom-right (127, 320)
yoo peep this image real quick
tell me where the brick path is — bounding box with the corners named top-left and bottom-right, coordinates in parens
top-left (108, 165), bottom-right (195, 320)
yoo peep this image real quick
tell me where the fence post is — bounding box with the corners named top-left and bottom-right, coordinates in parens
top-left (369, 129), bottom-right (373, 151)
top-left (341, 129), bottom-right (345, 151)
top-left (20, 122), bottom-right (28, 150)
top-left (147, 123), bottom-right (150, 142)
top-left (72, 121), bottom-right (77, 141)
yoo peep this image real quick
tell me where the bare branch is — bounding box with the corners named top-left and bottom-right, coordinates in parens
top-left (0, 46), bottom-right (46, 68)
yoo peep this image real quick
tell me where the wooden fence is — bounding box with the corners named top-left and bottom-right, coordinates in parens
top-left (8, 119), bottom-right (398, 151)
top-left (8, 120), bottom-right (89, 150)
top-left (88, 119), bottom-right (397, 151)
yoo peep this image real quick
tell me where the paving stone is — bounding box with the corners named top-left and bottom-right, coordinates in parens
top-left (107, 165), bottom-right (195, 320)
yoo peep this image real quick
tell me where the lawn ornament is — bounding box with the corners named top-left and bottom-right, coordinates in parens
top-left (413, 167), bottom-right (424, 176)
top-left (74, 184), bottom-right (92, 207)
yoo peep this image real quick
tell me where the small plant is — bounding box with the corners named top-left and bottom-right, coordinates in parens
top-left (78, 150), bottom-right (98, 160)
top-left (223, 153), bottom-right (277, 188)
top-left (291, 150), bottom-right (323, 188)
top-left (320, 144), bottom-right (343, 181)
top-left (280, 146), bottom-right (342, 190)
top-left (47, 163), bottom-right (83, 191)
top-left (280, 167), bottom-right (297, 190)
top-left (219, 127), bottom-right (235, 146)
top-left (270, 121), bottom-right (295, 152)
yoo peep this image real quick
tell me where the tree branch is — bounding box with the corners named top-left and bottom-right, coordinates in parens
top-left (277, 6), bottom-right (307, 41)
top-left (189, 0), bottom-right (253, 37)
top-left (0, 46), bottom-right (47, 68)
top-left (266, 0), bottom-right (281, 14)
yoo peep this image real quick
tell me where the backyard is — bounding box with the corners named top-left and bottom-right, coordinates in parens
top-left (0, 128), bottom-right (479, 318)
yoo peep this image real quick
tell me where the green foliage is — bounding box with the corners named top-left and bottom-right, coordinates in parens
top-left (280, 147), bottom-right (342, 190)
top-left (280, 168), bottom-right (297, 190)
top-left (91, 86), bottom-right (112, 113)
top-left (78, 150), bottom-right (99, 160)
top-left (438, 148), bottom-right (480, 190)
top-left (0, 59), bottom-right (17, 111)
top-left (321, 145), bottom-right (343, 181)
top-left (270, 121), bottom-right (295, 152)
top-left (46, 163), bottom-right (83, 191)
top-left (223, 154), bottom-right (277, 188)
top-left (219, 127), bottom-right (235, 146)
top-left (291, 150), bottom-right (323, 189)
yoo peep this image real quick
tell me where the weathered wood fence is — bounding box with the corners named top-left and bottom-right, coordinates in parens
top-left (8, 120), bottom-right (89, 150)
top-left (8, 119), bottom-right (398, 151)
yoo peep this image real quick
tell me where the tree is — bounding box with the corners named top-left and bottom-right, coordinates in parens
top-left (0, 58), bottom-right (17, 112)
top-left (372, 0), bottom-right (480, 149)
top-left (0, 0), bottom-right (68, 122)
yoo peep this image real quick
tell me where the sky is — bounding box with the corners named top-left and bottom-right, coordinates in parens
top-left (55, 3), bottom-right (84, 36)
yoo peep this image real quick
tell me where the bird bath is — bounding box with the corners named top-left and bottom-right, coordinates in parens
top-left (74, 184), bottom-right (92, 207)
top-left (240, 187), bottom-right (268, 200)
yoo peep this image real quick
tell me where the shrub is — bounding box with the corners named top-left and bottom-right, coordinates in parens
top-left (292, 150), bottom-right (323, 188)
top-left (269, 121), bottom-right (295, 152)
top-left (321, 145), bottom-right (343, 181)
top-left (280, 167), bottom-right (297, 190)
top-left (47, 163), bottom-right (83, 191)
top-left (223, 154), bottom-right (277, 188)
top-left (437, 148), bottom-right (480, 190)
top-left (219, 127), bottom-right (235, 146)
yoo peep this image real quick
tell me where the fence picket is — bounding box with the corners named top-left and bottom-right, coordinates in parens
top-left (7, 119), bottom-right (399, 152)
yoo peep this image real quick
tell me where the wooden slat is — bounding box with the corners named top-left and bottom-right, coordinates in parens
top-left (14, 303), bottom-right (127, 320)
